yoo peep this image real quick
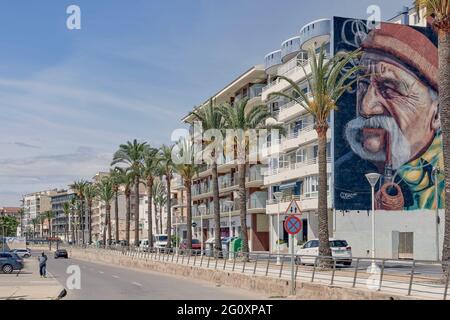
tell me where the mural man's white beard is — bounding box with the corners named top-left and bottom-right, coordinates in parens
top-left (345, 116), bottom-right (412, 170)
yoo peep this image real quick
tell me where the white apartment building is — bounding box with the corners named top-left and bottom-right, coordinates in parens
top-left (262, 19), bottom-right (333, 253)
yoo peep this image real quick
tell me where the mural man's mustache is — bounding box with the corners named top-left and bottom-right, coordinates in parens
top-left (345, 115), bottom-right (411, 170)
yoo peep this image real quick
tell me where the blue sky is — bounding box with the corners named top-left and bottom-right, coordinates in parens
top-left (0, 0), bottom-right (411, 206)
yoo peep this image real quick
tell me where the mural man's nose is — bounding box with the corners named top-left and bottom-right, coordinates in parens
top-left (359, 82), bottom-right (388, 118)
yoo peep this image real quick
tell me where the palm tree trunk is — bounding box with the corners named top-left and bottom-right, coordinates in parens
top-left (212, 162), bottom-right (222, 255)
top-left (107, 204), bottom-right (112, 247)
top-left (154, 202), bottom-right (159, 234)
top-left (147, 178), bottom-right (154, 249)
top-left (238, 163), bottom-right (249, 258)
top-left (185, 180), bottom-right (193, 249)
top-left (316, 125), bottom-right (332, 260)
top-left (88, 203), bottom-right (92, 244)
top-left (160, 205), bottom-right (163, 235)
top-left (439, 29), bottom-right (450, 267)
top-left (166, 176), bottom-right (172, 248)
top-left (80, 200), bottom-right (85, 245)
top-left (115, 191), bottom-right (119, 243)
top-left (125, 192), bottom-right (130, 246)
top-left (134, 179), bottom-right (140, 247)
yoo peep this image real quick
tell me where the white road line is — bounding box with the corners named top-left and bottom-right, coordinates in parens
top-left (112, 275), bottom-right (120, 279)
top-left (99, 271), bottom-right (104, 274)
top-left (132, 282), bottom-right (142, 287)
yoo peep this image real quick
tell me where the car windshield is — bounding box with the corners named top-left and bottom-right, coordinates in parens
top-left (192, 239), bottom-right (200, 244)
top-left (330, 240), bottom-right (348, 247)
top-left (156, 236), bottom-right (168, 241)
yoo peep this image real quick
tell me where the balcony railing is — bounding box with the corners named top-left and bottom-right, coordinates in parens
top-left (266, 157), bottom-right (331, 176)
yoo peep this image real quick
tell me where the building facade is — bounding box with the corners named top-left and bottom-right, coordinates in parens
top-left (183, 65), bottom-right (270, 251)
top-left (50, 190), bottom-right (76, 241)
top-left (22, 190), bottom-right (57, 238)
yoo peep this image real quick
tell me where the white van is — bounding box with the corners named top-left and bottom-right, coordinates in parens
top-left (153, 234), bottom-right (169, 249)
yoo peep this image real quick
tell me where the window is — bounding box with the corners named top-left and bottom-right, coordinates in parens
top-left (304, 176), bottom-right (318, 196)
top-left (330, 240), bottom-right (348, 248)
top-left (310, 240), bottom-right (319, 248)
top-left (296, 148), bottom-right (306, 163)
top-left (313, 145), bottom-right (318, 159)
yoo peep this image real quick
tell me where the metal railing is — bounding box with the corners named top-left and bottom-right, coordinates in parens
top-left (57, 244), bottom-right (450, 300)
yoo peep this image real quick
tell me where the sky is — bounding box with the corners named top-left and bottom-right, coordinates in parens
top-left (0, 0), bottom-right (412, 206)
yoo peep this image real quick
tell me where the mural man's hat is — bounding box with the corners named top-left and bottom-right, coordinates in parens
top-left (361, 22), bottom-right (438, 91)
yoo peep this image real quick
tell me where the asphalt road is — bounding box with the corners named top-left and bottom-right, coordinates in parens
top-left (38, 250), bottom-right (269, 300)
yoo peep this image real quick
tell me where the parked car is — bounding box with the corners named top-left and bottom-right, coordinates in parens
top-left (54, 249), bottom-right (68, 259)
top-left (153, 234), bottom-right (169, 249)
top-left (0, 252), bottom-right (24, 273)
top-left (296, 239), bottom-right (352, 266)
top-left (10, 248), bottom-right (31, 258)
top-left (179, 239), bottom-right (202, 251)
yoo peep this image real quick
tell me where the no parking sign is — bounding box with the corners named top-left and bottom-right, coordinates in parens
top-left (284, 216), bottom-right (302, 235)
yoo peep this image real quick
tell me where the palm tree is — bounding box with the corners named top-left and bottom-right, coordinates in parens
top-left (31, 217), bottom-right (39, 238)
top-left (152, 180), bottom-right (164, 234)
top-left (158, 193), bottom-right (168, 236)
top-left (415, 0), bottom-right (450, 268)
top-left (116, 167), bottom-right (134, 246)
top-left (69, 198), bottom-right (77, 244)
top-left (62, 202), bottom-right (71, 242)
top-left (192, 99), bottom-right (224, 255)
top-left (44, 210), bottom-right (55, 250)
top-left (219, 98), bottom-right (284, 257)
top-left (173, 137), bottom-right (199, 249)
top-left (110, 167), bottom-right (123, 244)
top-left (269, 45), bottom-right (362, 259)
top-left (39, 212), bottom-right (46, 238)
top-left (97, 177), bottom-right (115, 248)
top-left (159, 145), bottom-right (175, 248)
top-left (141, 146), bottom-right (160, 249)
top-left (112, 139), bottom-right (148, 247)
top-left (70, 180), bottom-right (90, 244)
top-left (84, 183), bottom-right (97, 244)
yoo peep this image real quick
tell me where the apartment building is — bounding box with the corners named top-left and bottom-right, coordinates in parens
top-left (50, 190), bottom-right (76, 241)
top-left (171, 174), bottom-right (188, 242)
top-left (22, 190), bottom-right (57, 238)
top-left (182, 65), bottom-right (270, 251)
top-left (262, 19), bottom-right (333, 253)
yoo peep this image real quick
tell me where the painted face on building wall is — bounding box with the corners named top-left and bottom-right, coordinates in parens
top-left (345, 52), bottom-right (439, 170)
top-left (333, 18), bottom-right (443, 211)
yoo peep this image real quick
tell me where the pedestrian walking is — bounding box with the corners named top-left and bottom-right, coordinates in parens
top-left (39, 252), bottom-right (48, 278)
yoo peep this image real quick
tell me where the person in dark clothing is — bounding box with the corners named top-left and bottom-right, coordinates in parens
top-left (38, 252), bottom-right (48, 278)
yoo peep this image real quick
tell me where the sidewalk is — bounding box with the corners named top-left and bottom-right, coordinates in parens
top-left (0, 255), bottom-right (65, 300)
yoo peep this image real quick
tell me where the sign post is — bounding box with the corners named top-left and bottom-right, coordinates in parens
top-left (284, 215), bottom-right (303, 296)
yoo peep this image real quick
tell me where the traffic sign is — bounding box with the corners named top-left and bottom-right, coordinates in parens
top-left (192, 222), bottom-right (197, 228)
top-left (285, 199), bottom-right (302, 215)
top-left (284, 216), bottom-right (302, 235)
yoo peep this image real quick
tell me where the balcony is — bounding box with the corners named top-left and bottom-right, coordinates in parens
top-left (264, 50), bottom-right (282, 75)
top-left (300, 19), bottom-right (331, 50)
top-left (277, 92), bottom-right (312, 123)
top-left (281, 36), bottom-right (301, 63)
top-left (265, 193), bottom-right (332, 214)
top-left (281, 124), bottom-right (320, 152)
top-left (265, 157), bottom-right (331, 186)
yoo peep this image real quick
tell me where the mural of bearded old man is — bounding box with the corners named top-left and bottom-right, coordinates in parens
top-left (334, 19), bottom-right (443, 211)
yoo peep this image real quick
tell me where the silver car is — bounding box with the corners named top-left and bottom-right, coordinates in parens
top-left (10, 249), bottom-right (31, 258)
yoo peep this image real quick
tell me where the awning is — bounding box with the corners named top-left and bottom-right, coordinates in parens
top-left (279, 182), bottom-right (297, 190)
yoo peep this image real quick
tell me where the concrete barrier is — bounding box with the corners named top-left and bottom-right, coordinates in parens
top-left (67, 248), bottom-right (415, 300)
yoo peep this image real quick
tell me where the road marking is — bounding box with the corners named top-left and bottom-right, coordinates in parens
top-left (132, 282), bottom-right (142, 287)
top-left (99, 271), bottom-right (104, 274)
top-left (112, 275), bottom-right (120, 279)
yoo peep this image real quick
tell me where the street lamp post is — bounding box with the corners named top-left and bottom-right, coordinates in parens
top-left (274, 191), bottom-right (283, 265)
top-left (224, 200), bottom-right (234, 260)
top-left (365, 173), bottom-right (381, 273)
top-left (433, 167), bottom-right (441, 261)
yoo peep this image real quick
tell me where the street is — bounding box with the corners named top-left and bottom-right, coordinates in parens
top-left (40, 251), bottom-right (269, 300)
